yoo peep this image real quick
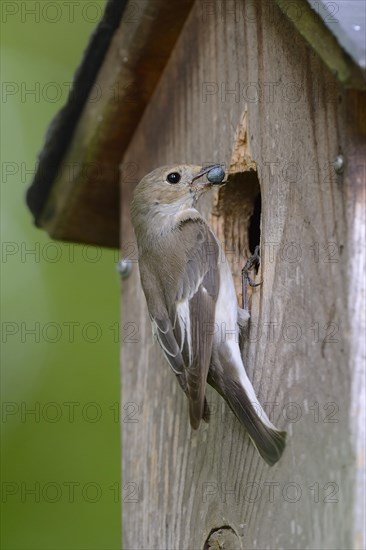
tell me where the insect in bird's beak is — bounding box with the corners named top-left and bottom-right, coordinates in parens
top-left (191, 164), bottom-right (226, 186)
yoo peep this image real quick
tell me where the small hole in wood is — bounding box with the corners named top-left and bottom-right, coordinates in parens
top-left (204, 526), bottom-right (242, 550)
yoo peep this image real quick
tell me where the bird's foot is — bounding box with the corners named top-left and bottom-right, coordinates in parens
top-left (242, 245), bottom-right (262, 310)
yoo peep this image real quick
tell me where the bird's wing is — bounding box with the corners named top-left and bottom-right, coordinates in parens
top-left (142, 218), bottom-right (220, 429)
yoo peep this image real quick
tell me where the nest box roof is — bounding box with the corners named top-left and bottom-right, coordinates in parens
top-left (26, 0), bottom-right (366, 248)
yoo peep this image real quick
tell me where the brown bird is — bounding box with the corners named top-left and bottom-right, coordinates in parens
top-left (130, 164), bottom-right (286, 466)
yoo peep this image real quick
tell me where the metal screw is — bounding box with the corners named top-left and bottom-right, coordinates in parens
top-left (116, 258), bottom-right (132, 279)
top-left (333, 154), bottom-right (345, 174)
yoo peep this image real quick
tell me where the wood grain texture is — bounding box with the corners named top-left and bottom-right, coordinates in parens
top-left (275, 0), bottom-right (366, 90)
top-left (120, 1), bottom-right (364, 548)
top-left (344, 90), bottom-right (366, 550)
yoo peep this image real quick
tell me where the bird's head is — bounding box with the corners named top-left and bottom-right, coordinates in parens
top-left (131, 164), bottom-right (226, 219)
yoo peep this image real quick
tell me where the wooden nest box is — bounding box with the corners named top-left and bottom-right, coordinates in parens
top-left (27, 1), bottom-right (365, 548)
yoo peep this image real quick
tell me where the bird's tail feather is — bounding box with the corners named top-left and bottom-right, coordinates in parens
top-left (224, 380), bottom-right (286, 465)
top-left (209, 369), bottom-right (286, 466)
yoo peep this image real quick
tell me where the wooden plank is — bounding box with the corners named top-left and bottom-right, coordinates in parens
top-left (275, 0), bottom-right (366, 90)
top-left (344, 90), bottom-right (366, 550)
top-left (121, 1), bottom-right (363, 548)
top-left (36, 0), bottom-right (194, 247)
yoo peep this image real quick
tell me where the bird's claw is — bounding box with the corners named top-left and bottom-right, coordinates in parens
top-left (242, 245), bottom-right (262, 310)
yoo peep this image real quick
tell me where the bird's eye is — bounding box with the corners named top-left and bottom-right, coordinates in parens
top-left (166, 172), bottom-right (181, 184)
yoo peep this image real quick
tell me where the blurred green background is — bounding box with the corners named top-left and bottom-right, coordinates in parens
top-left (1, 1), bottom-right (121, 548)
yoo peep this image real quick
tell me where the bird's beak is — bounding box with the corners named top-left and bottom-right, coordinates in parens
top-left (190, 164), bottom-right (223, 185)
